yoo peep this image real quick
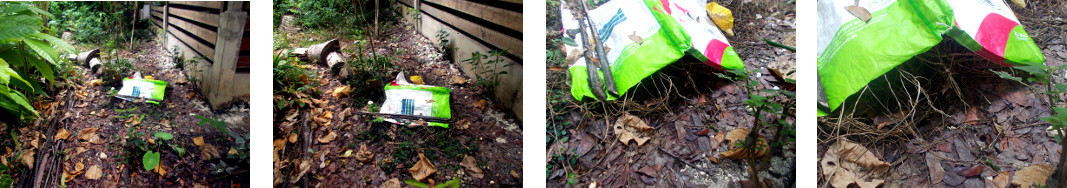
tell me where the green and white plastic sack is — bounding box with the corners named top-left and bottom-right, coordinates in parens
top-left (563, 0), bottom-right (744, 101)
top-left (116, 78), bottom-right (168, 104)
top-left (817, 0), bottom-right (1044, 116)
top-left (379, 72), bottom-right (452, 128)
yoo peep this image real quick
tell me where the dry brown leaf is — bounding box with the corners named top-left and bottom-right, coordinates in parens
top-left (381, 178), bottom-right (402, 188)
top-left (126, 115), bottom-right (141, 126)
top-left (89, 135), bottom-right (105, 145)
top-left (845, 5), bottom-right (872, 23)
top-left (408, 119), bottom-right (428, 128)
top-left (77, 128), bottom-right (99, 141)
top-left (719, 128), bottom-right (769, 159)
top-left (88, 79), bottom-right (103, 87)
top-left (472, 99), bottom-right (487, 111)
top-left (460, 155), bottom-right (484, 179)
top-left (288, 133), bottom-right (298, 143)
top-left (992, 171), bottom-right (1010, 188)
top-left (154, 161), bottom-right (166, 176)
top-left (820, 138), bottom-right (889, 188)
top-left (55, 128), bottom-right (70, 141)
top-left (965, 107), bottom-right (980, 125)
top-left (564, 49), bottom-right (585, 65)
top-left (926, 152), bottom-right (945, 184)
top-left (74, 147), bottom-right (87, 156)
top-left (85, 165), bottom-right (102, 180)
top-left (355, 144), bottom-right (374, 163)
top-left (613, 114), bottom-right (653, 146)
top-left (20, 151), bottom-right (34, 168)
top-left (331, 85), bottom-right (352, 98)
top-left (317, 131), bottom-right (337, 143)
top-left (450, 76), bottom-right (467, 85)
top-left (1012, 163), bottom-right (1054, 188)
top-left (290, 160), bottom-right (311, 183)
top-left (201, 144), bottom-right (220, 161)
top-left (456, 119), bottom-right (471, 130)
top-left (193, 136), bottom-right (205, 146)
top-left (75, 162), bottom-right (85, 172)
top-left (408, 153), bottom-right (437, 181)
top-left (619, 113), bottom-right (653, 131)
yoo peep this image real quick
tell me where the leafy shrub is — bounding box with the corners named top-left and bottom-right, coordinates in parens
top-left (0, 2), bottom-right (75, 122)
top-left (99, 58), bottom-right (133, 87)
top-left (273, 0), bottom-right (399, 30)
top-left (48, 2), bottom-right (141, 47)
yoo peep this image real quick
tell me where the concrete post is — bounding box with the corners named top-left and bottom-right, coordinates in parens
top-left (207, 1), bottom-right (248, 109)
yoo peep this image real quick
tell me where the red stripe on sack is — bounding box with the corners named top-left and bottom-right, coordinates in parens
top-left (662, 0), bottom-right (672, 14)
top-left (703, 39), bottom-right (729, 69)
top-left (974, 13), bottom-right (1017, 66)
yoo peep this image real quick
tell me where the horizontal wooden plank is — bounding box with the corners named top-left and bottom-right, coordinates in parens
top-left (398, 0), bottom-right (414, 6)
top-left (240, 36), bottom-right (250, 51)
top-left (426, 0), bottom-right (522, 32)
top-left (167, 25), bottom-right (215, 61)
top-left (237, 55), bottom-right (249, 69)
top-left (170, 1), bottom-right (223, 10)
top-left (421, 3), bottom-right (522, 58)
top-left (500, 0), bottom-right (522, 5)
top-left (168, 7), bottom-right (219, 28)
top-left (150, 5), bottom-right (163, 12)
top-left (168, 16), bottom-right (217, 46)
top-left (151, 10), bottom-right (163, 20)
top-left (151, 18), bottom-right (162, 29)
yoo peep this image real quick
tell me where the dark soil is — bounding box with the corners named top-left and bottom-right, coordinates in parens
top-left (8, 30), bottom-right (250, 187)
top-left (546, 0), bottom-right (795, 187)
top-left (272, 17), bottom-right (523, 187)
top-left (816, 1), bottom-right (1067, 187)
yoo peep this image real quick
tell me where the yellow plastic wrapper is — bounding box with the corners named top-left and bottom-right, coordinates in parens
top-left (706, 2), bottom-right (734, 36)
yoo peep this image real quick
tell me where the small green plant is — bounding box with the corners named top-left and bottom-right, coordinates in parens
top-left (715, 67), bottom-right (795, 183)
top-left (435, 30), bottom-right (452, 60)
top-left (464, 50), bottom-right (512, 94)
top-left (142, 132), bottom-right (172, 171)
top-left (99, 57), bottom-right (133, 86)
top-left (993, 64), bottom-right (1067, 186)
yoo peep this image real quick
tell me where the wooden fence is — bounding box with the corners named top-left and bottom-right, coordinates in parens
top-left (149, 1), bottom-right (250, 109)
top-left (396, 0), bottom-right (524, 120)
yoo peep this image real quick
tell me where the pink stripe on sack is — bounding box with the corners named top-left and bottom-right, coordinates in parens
top-left (661, 0), bottom-right (672, 14)
top-left (703, 39), bottom-right (729, 69)
top-left (974, 13), bottom-right (1017, 66)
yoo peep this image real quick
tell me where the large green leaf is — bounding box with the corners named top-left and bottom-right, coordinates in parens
top-left (142, 151), bottom-right (160, 171)
top-left (1, 15), bottom-right (42, 29)
top-left (0, 58), bottom-right (31, 87)
top-left (0, 85), bottom-right (37, 117)
top-left (22, 37), bottom-right (57, 64)
top-left (0, 25), bottom-right (35, 42)
top-left (21, 4), bottom-right (52, 18)
top-left (32, 33), bottom-right (73, 55)
top-left (10, 67), bottom-right (44, 96)
top-left (25, 53), bottom-right (53, 84)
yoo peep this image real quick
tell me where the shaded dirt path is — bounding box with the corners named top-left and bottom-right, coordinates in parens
top-left (272, 18), bottom-right (523, 187)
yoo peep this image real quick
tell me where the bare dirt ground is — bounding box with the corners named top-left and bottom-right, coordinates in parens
top-left (272, 17), bottom-right (523, 187)
top-left (816, 1), bottom-right (1067, 187)
top-left (7, 30), bottom-right (250, 187)
top-left (546, 0), bottom-right (795, 187)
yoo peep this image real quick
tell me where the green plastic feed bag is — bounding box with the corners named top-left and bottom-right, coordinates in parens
top-left (116, 78), bottom-right (168, 104)
top-left (379, 72), bottom-right (452, 128)
top-left (817, 0), bottom-right (1044, 116)
top-left (563, 0), bottom-right (745, 101)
